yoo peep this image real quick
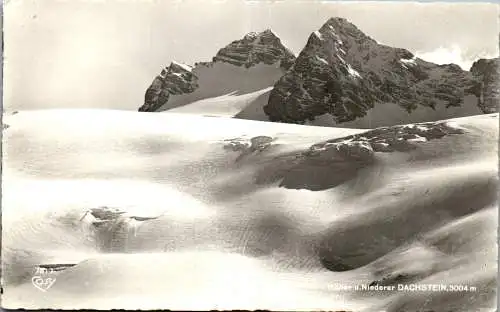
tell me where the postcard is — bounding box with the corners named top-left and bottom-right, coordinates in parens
top-left (2, 0), bottom-right (498, 311)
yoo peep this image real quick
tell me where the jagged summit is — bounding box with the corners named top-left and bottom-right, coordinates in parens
top-left (470, 57), bottom-right (499, 113)
top-left (263, 17), bottom-right (487, 126)
top-left (138, 30), bottom-right (296, 112)
top-left (158, 61), bottom-right (195, 82)
top-left (213, 29), bottom-right (295, 70)
top-left (303, 17), bottom-right (378, 55)
top-left (242, 29), bottom-right (277, 41)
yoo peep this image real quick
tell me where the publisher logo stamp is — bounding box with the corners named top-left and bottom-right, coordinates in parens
top-left (32, 267), bottom-right (57, 292)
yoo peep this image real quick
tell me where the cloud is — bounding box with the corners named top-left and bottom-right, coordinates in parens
top-left (415, 45), bottom-right (498, 71)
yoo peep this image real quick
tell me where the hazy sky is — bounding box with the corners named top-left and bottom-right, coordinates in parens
top-left (4, 0), bottom-right (499, 111)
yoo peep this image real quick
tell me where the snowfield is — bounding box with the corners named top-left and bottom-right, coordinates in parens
top-left (2, 109), bottom-right (498, 311)
top-left (168, 87), bottom-right (273, 118)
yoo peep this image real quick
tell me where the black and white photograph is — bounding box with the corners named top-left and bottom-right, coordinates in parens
top-left (2, 0), bottom-right (499, 311)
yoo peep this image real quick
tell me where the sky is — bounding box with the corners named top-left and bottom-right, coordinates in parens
top-left (3, 0), bottom-right (499, 111)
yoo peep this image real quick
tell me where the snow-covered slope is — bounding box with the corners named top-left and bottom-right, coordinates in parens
top-left (264, 17), bottom-right (493, 126)
top-left (166, 87), bottom-right (272, 118)
top-left (2, 109), bottom-right (498, 311)
top-left (138, 30), bottom-right (295, 113)
top-left (470, 57), bottom-right (500, 114)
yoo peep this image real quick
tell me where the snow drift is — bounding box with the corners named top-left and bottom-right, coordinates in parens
top-left (2, 109), bottom-right (498, 311)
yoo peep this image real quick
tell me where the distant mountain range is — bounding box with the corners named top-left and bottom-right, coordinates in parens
top-left (139, 17), bottom-right (498, 128)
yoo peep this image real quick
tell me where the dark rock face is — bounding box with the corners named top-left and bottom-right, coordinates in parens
top-left (213, 29), bottom-right (296, 70)
top-left (263, 17), bottom-right (490, 124)
top-left (470, 57), bottom-right (500, 114)
top-left (139, 30), bottom-right (296, 112)
top-left (37, 263), bottom-right (76, 272)
top-left (80, 206), bottom-right (159, 252)
top-left (139, 62), bottom-right (198, 112)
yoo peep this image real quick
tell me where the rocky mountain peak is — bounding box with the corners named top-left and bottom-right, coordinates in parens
top-left (213, 29), bottom-right (296, 70)
top-left (263, 17), bottom-right (489, 125)
top-left (320, 17), bottom-right (375, 43)
top-left (243, 29), bottom-right (277, 41)
top-left (139, 30), bottom-right (295, 112)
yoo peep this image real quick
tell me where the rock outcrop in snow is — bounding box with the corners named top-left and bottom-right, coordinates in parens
top-left (263, 17), bottom-right (494, 125)
top-left (307, 120), bottom-right (465, 157)
top-left (139, 30), bottom-right (295, 113)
